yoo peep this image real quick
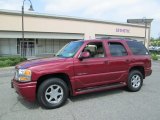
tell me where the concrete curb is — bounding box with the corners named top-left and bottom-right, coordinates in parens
top-left (153, 61), bottom-right (160, 64)
top-left (0, 66), bottom-right (15, 75)
top-left (0, 66), bottom-right (15, 70)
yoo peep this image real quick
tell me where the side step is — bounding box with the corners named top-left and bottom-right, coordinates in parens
top-left (75, 82), bottom-right (126, 95)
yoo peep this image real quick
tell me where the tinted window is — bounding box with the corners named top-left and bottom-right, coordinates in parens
top-left (56, 41), bottom-right (83, 58)
top-left (126, 41), bottom-right (149, 55)
top-left (109, 42), bottom-right (128, 56)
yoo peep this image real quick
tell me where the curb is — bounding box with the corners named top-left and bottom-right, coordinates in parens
top-left (0, 66), bottom-right (15, 75)
top-left (0, 66), bottom-right (15, 70)
top-left (153, 61), bottom-right (160, 64)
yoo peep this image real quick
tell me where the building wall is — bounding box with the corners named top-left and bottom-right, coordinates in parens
top-left (0, 38), bottom-right (17, 56)
top-left (0, 10), bottom-right (152, 57)
top-left (0, 40), bottom-right (1, 54)
top-left (0, 38), bottom-right (76, 56)
top-left (0, 13), bottom-right (149, 40)
top-left (36, 39), bottom-right (76, 56)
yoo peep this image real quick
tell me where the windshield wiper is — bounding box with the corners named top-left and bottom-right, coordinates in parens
top-left (56, 54), bottom-right (63, 57)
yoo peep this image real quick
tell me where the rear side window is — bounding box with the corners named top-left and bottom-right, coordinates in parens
top-left (108, 42), bottom-right (128, 56)
top-left (126, 41), bottom-right (149, 55)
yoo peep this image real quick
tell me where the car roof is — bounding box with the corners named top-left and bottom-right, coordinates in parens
top-left (76, 37), bottom-right (138, 43)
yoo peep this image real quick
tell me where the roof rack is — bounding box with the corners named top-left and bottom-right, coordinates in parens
top-left (97, 37), bottom-right (137, 41)
top-left (97, 37), bottom-right (122, 39)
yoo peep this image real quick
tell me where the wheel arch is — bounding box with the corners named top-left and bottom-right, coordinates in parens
top-left (36, 73), bottom-right (73, 96)
top-left (129, 66), bottom-right (145, 79)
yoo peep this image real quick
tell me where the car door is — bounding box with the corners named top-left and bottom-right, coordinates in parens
top-left (106, 41), bottom-right (130, 83)
top-left (73, 41), bottom-right (109, 89)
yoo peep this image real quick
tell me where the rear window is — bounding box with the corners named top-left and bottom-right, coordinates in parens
top-left (126, 41), bottom-right (149, 55)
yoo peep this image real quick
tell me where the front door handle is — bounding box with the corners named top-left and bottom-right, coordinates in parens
top-left (104, 61), bottom-right (108, 64)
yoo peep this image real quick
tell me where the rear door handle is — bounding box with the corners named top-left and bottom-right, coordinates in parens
top-left (126, 59), bottom-right (130, 62)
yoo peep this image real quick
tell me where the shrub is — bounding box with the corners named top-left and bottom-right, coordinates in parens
top-left (151, 53), bottom-right (158, 60)
top-left (0, 61), bottom-right (7, 67)
top-left (0, 56), bottom-right (27, 68)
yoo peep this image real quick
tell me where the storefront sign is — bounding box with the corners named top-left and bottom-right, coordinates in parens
top-left (116, 28), bottom-right (130, 33)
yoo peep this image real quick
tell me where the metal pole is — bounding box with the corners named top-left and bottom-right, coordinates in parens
top-left (144, 19), bottom-right (147, 46)
top-left (22, 5), bottom-right (24, 58)
top-left (21, 0), bottom-right (34, 58)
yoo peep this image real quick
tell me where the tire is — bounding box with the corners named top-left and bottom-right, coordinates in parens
top-left (37, 78), bottom-right (68, 109)
top-left (127, 70), bottom-right (143, 92)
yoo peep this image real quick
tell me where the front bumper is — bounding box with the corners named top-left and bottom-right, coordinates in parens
top-left (145, 69), bottom-right (152, 77)
top-left (11, 79), bottom-right (37, 102)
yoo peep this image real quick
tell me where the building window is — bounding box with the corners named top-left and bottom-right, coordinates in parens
top-left (17, 38), bottom-right (20, 54)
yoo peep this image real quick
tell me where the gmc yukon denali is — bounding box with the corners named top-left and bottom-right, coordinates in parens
top-left (11, 38), bottom-right (152, 109)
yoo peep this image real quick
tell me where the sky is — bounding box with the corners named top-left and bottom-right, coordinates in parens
top-left (0, 0), bottom-right (160, 38)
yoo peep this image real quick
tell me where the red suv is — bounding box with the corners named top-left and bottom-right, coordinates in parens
top-left (11, 38), bottom-right (152, 109)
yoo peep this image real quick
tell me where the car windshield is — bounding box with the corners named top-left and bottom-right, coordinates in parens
top-left (56, 41), bottom-right (84, 58)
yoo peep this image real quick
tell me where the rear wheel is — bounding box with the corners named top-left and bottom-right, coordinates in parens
top-left (127, 70), bottom-right (143, 92)
top-left (37, 78), bottom-right (68, 109)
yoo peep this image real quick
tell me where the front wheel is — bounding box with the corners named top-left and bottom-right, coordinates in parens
top-left (127, 70), bottom-right (143, 92)
top-left (37, 78), bottom-right (68, 109)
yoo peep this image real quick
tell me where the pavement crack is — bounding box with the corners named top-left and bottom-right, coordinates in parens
top-left (0, 82), bottom-right (9, 85)
top-left (0, 112), bottom-right (8, 120)
top-left (10, 101), bottom-right (19, 112)
top-left (67, 99), bottom-right (77, 120)
top-left (70, 112), bottom-right (77, 120)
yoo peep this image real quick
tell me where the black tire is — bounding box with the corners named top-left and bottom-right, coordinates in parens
top-left (127, 70), bottom-right (143, 92)
top-left (37, 78), bottom-right (68, 109)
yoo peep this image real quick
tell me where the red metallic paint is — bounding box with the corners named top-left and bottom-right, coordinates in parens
top-left (13, 80), bottom-right (36, 101)
top-left (12, 39), bottom-right (152, 102)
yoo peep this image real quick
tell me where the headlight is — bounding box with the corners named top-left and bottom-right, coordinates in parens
top-left (15, 69), bottom-right (32, 82)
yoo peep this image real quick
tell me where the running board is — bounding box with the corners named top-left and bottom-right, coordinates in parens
top-left (75, 82), bottom-right (126, 95)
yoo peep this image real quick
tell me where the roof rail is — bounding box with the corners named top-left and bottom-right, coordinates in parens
top-left (97, 37), bottom-right (124, 40)
top-left (97, 37), bottom-right (137, 41)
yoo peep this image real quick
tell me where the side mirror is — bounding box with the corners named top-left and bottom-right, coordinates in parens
top-left (79, 51), bottom-right (90, 60)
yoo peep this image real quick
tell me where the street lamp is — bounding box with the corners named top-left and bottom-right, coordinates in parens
top-left (22, 0), bottom-right (34, 58)
top-left (142, 17), bottom-right (147, 46)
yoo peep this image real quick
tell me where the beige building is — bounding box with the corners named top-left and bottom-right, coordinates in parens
top-left (0, 9), bottom-right (153, 57)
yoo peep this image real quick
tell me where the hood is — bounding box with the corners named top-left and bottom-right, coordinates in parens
top-left (16, 57), bottom-right (66, 69)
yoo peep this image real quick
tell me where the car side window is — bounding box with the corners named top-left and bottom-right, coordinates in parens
top-left (126, 41), bottom-right (149, 55)
top-left (83, 42), bottom-right (105, 58)
top-left (108, 42), bottom-right (128, 56)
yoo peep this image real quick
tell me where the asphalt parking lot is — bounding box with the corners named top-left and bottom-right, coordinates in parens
top-left (0, 62), bottom-right (160, 120)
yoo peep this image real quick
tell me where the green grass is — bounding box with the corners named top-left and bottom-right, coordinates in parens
top-left (0, 56), bottom-right (27, 68)
top-left (151, 53), bottom-right (159, 60)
